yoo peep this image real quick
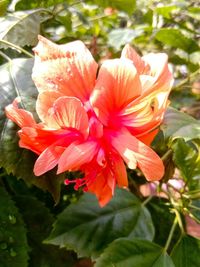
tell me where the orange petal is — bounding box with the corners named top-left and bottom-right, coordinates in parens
top-left (136, 128), bottom-right (159, 146)
top-left (34, 145), bottom-right (65, 176)
top-left (33, 130), bottom-right (83, 176)
top-left (111, 153), bottom-right (128, 187)
top-left (19, 127), bottom-right (80, 155)
top-left (111, 128), bottom-right (164, 181)
top-left (36, 90), bottom-right (63, 125)
top-left (5, 98), bottom-right (36, 128)
top-left (50, 96), bottom-right (89, 138)
top-left (32, 36), bottom-right (98, 102)
top-left (87, 171), bottom-right (113, 207)
top-left (91, 58), bottom-right (142, 126)
top-left (57, 141), bottom-right (98, 174)
top-left (141, 53), bottom-right (174, 97)
top-left (121, 44), bottom-right (150, 74)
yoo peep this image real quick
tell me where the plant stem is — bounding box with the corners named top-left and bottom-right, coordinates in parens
top-left (164, 216), bottom-right (178, 252)
top-left (173, 209), bottom-right (185, 234)
top-left (161, 149), bottom-right (173, 162)
top-left (188, 212), bottom-right (200, 224)
top-left (142, 195), bottom-right (153, 206)
top-left (0, 40), bottom-right (33, 58)
top-left (189, 204), bottom-right (200, 211)
top-left (173, 68), bottom-right (200, 91)
top-left (0, 51), bottom-right (11, 61)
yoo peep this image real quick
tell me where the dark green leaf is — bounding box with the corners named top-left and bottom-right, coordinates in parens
top-left (161, 107), bottom-right (200, 142)
top-left (15, 196), bottom-right (74, 267)
top-left (0, 186), bottom-right (29, 267)
top-left (46, 188), bottom-right (155, 258)
top-left (172, 139), bottom-right (200, 188)
top-left (155, 29), bottom-right (199, 54)
top-left (171, 235), bottom-right (200, 267)
top-left (189, 200), bottom-right (200, 221)
top-left (147, 198), bottom-right (180, 248)
top-left (108, 28), bottom-right (143, 50)
top-left (0, 58), bottom-right (64, 203)
top-left (95, 238), bottom-right (175, 267)
top-left (0, 9), bottom-right (52, 48)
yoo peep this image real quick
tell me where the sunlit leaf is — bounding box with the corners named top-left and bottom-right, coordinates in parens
top-left (155, 29), bottom-right (199, 54)
top-left (0, 58), bottom-right (64, 203)
top-left (15, 0), bottom-right (66, 10)
top-left (0, 9), bottom-right (52, 48)
top-left (108, 28), bottom-right (143, 50)
top-left (0, 0), bottom-right (9, 16)
top-left (46, 188), bottom-right (155, 259)
top-left (86, 0), bottom-right (136, 15)
top-left (155, 5), bottom-right (179, 19)
top-left (161, 108), bottom-right (200, 141)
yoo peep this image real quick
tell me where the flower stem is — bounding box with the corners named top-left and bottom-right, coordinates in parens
top-left (142, 195), bottom-right (153, 206)
top-left (164, 216), bottom-right (178, 252)
top-left (0, 51), bottom-right (11, 61)
top-left (0, 40), bottom-right (33, 58)
top-left (173, 68), bottom-right (200, 91)
top-left (161, 149), bottom-right (173, 162)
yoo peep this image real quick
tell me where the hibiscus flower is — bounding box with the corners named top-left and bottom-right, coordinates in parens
top-left (5, 36), bottom-right (173, 206)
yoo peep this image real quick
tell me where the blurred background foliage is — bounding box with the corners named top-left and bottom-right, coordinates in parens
top-left (0, 0), bottom-right (200, 267)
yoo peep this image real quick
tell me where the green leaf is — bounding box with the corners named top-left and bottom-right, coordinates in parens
top-left (95, 238), bottom-right (175, 267)
top-left (86, 0), bottom-right (136, 15)
top-left (161, 107), bottom-right (200, 142)
top-left (46, 188), bottom-right (155, 259)
top-left (155, 29), bottom-right (199, 54)
top-left (188, 7), bottom-right (200, 21)
top-left (0, 186), bottom-right (29, 267)
top-left (0, 9), bottom-right (52, 49)
top-left (171, 235), bottom-right (200, 267)
top-left (155, 5), bottom-right (179, 19)
top-left (172, 139), bottom-right (200, 188)
top-left (108, 28), bottom-right (143, 50)
top-left (15, 0), bottom-right (65, 10)
top-left (14, 195), bottom-right (75, 267)
top-left (0, 0), bottom-right (9, 16)
top-left (0, 58), bottom-right (64, 203)
top-left (147, 198), bottom-right (180, 248)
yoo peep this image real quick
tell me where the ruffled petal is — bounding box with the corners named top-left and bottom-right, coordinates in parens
top-left (87, 170), bottom-right (113, 207)
top-left (33, 131), bottom-right (81, 176)
top-left (49, 96), bottom-right (89, 138)
top-left (110, 129), bottom-right (164, 181)
top-left (57, 141), bottom-right (98, 174)
top-left (32, 36), bottom-right (98, 102)
top-left (91, 58), bottom-right (142, 126)
top-left (5, 98), bottom-right (36, 128)
top-left (121, 44), bottom-right (150, 74)
top-left (19, 127), bottom-right (80, 155)
top-left (141, 53), bottom-right (174, 97)
top-left (36, 90), bottom-right (63, 125)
